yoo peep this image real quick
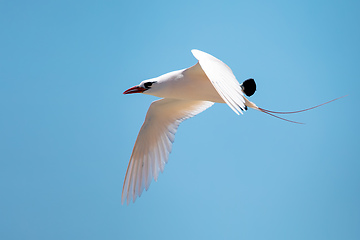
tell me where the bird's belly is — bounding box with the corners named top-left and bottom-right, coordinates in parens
top-left (152, 74), bottom-right (226, 103)
top-left (161, 83), bottom-right (225, 103)
top-left (181, 85), bottom-right (226, 103)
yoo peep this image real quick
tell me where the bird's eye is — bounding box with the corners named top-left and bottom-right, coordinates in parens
top-left (144, 82), bottom-right (153, 89)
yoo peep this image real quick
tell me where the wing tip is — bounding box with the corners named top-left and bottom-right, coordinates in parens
top-left (191, 49), bottom-right (207, 60)
top-left (191, 49), bottom-right (219, 62)
top-left (191, 49), bottom-right (199, 54)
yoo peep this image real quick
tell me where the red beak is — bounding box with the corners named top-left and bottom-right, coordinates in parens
top-left (123, 86), bottom-right (147, 94)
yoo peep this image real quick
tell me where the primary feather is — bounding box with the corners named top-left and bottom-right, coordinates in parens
top-left (122, 99), bottom-right (214, 204)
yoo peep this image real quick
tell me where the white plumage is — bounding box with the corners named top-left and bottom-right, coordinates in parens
top-left (122, 99), bottom-right (214, 204)
top-left (121, 49), bottom-right (342, 204)
top-left (122, 49), bottom-right (256, 204)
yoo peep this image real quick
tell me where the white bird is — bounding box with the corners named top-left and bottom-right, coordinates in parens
top-left (122, 49), bottom-right (344, 204)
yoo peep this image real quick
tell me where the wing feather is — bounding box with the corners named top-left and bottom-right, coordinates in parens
top-left (122, 98), bottom-right (214, 204)
top-left (191, 49), bottom-right (246, 115)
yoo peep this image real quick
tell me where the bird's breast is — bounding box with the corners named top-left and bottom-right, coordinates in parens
top-left (148, 69), bottom-right (225, 103)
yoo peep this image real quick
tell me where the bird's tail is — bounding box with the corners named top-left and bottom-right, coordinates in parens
top-left (257, 95), bottom-right (347, 124)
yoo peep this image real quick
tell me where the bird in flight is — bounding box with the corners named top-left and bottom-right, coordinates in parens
top-left (122, 49), bottom-right (344, 204)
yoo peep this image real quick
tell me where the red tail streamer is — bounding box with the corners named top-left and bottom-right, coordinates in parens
top-left (259, 95), bottom-right (347, 115)
top-left (259, 108), bottom-right (304, 124)
top-left (258, 95), bottom-right (347, 124)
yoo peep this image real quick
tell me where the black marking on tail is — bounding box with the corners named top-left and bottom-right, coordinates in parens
top-left (241, 78), bottom-right (256, 97)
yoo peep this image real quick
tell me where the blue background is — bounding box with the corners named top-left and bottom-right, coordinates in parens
top-left (1, 0), bottom-right (359, 239)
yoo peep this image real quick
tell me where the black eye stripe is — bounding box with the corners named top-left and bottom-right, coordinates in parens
top-left (144, 82), bottom-right (154, 88)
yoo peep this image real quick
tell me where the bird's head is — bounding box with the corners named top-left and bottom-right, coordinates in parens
top-left (123, 80), bottom-right (157, 95)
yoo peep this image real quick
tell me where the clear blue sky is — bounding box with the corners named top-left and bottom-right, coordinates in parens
top-left (1, 0), bottom-right (359, 239)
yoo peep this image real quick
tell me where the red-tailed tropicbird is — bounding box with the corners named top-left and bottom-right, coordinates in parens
top-left (122, 49), bottom-right (344, 204)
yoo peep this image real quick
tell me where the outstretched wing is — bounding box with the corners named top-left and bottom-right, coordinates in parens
top-left (191, 49), bottom-right (246, 115)
top-left (122, 98), bottom-right (214, 204)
